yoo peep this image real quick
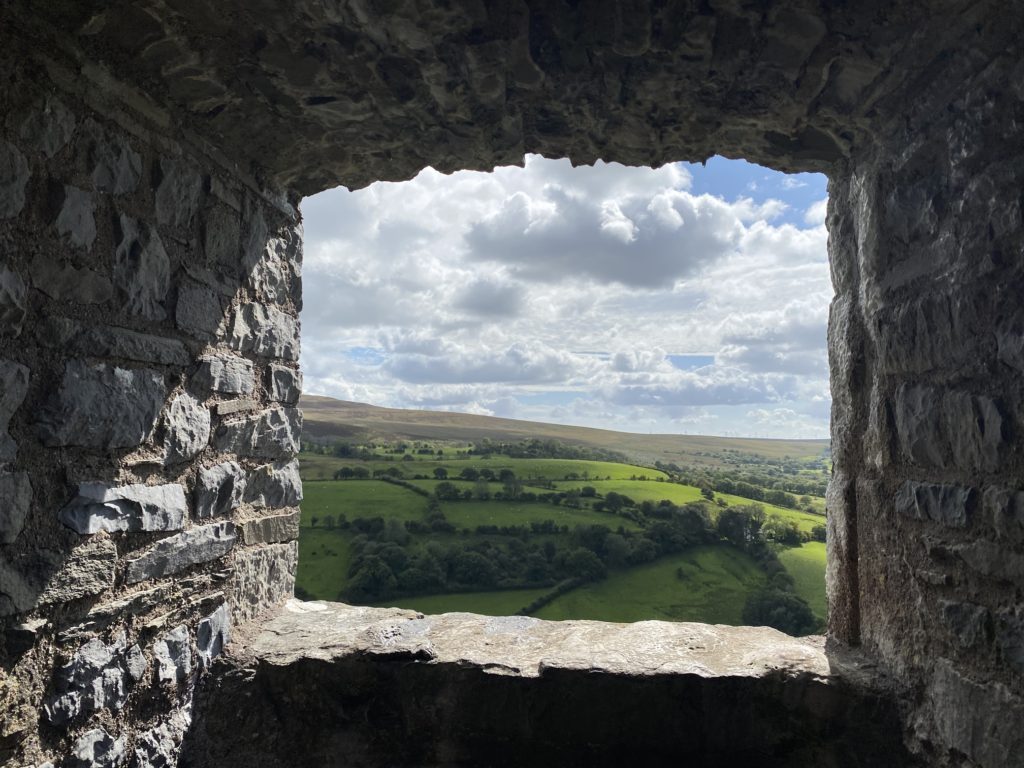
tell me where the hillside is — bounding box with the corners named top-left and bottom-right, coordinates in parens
top-left (300, 395), bottom-right (829, 468)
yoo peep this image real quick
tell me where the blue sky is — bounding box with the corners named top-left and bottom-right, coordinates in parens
top-left (299, 156), bottom-right (831, 438)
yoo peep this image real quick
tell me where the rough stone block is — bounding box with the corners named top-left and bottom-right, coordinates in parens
top-left (204, 203), bottom-right (241, 267)
top-left (125, 522), bottom-right (237, 584)
top-left (54, 185), bottom-right (97, 249)
top-left (894, 481), bottom-right (974, 528)
top-left (155, 156), bottom-right (202, 228)
top-left (0, 471), bottom-right (32, 544)
top-left (194, 461), bottom-right (246, 519)
top-left (176, 282), bottom-right (225, 339)
top-left (984, 486), bottom-right (1024, 543)
top-left (67, 728), bottom-right (126, 768)
top-left (214, 407), bottom-right (301, 459)
top-left (37, 360), bottom-right (166, 449)
top-left (80, 325), bottom-right (189, 366)
top-left (29, 253), bottom-right (113, 304)
top-left (0, 266), bottom-right (27, 337)
top-left (0, 139), bottom-right (30, 219)
top-left (939, 600), bottom-right (990, 649)
top-left (85, 119), bottom-right (142, 194)
top-left (18, 95), bottom-right (75, 158)
top-left (114, 213), bottom-right (170, 321)
top-left (893, 384), bottom-right (945, 468)
top-left (155, 624), bottom-right (193, 685)
top-left (241, 510), bottom-right (300, 546)
top-left (197, 603), bottom-right (231, 668)
top-left (44, 635), bottom-right (140, 724)
top-left (995, 606), bottom-right (1024, 673)
top-left (0, 359), bottom-right (29, 461)
top-left (267, 363), bottom-right (302, 403)
top-left (228, 302), bottom-right (299, 360)
top-left (194, 355), bottom-right (254, 395)
top-left (956, 539), bottom-right (1024, 583)
top-left (246, 234), bottom-right (297, 305)
top-left (942, 391), bottom-right (1004, 473)
top-left (215, 399), bottom-right (257, 417)
top-left (36, 539), bottom-right (118, 607)
top-left (59, 482), bottom-right (187, 534)
top-left (244, 459), bottom-right (302, 509)
top-left (133, 710), bottom-right (191, 768)
top-left (164, 392), bottom-right (211, 465)
top-left (230, 542), bottom-right (297, 624)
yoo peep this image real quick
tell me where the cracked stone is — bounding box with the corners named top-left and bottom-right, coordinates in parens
top-left (267, 364), bottom-right (302, 404)
top-left (67, 728), bottom-right (126, 768)
top-left (114, 213), bottom-right (170, 320)
top-left (155, 156), bottom-right (202, 229)
top-left (244, 459), bottom-right (302, 509)
top-left (895, 482), bottom-right (975, 528)
top-left (164, 392), bottom-right (211, 465)
top-left (59, 482), bottom-right (187, 534)
top-left (154, 624), bottom-right (193, 686)
top-left (125, 522), bottom-right (236, 584)
top-left (197, 604), bottom-right (231, 668)
top-left (228, 302), bottom-right (299, 360)
top-left (29, 253), bottom-right (112, 304)
top-left (194, 461), bottom-right (246, 519)
top-left (0, 139), bottom-right (30, 219)
top-left (194, 355), bottom-right (254, 395)
top-left (37, 360), bottom-right (165, 449)
top-left (175, 282), bottom-right (225, 339)
top-left (0, 266), bottom-right (27, 337)
top-left (0, 359), bottom-right (29, 461)
top-left (0, 471), bottom-right (32, 544)
top-left (54, 185), bottom-right (97, 249)
top-left (133, 710), bottom-right (192, 768)
top-left (214, 407), bottom-right (301, 459)
top-left (18, 95), bottom-right (75, 158)
top-left (44, 635), bottom-right (137, 724)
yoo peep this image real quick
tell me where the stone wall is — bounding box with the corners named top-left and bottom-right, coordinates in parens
top-left (0, 37), bottom-right (303, 767)
top-left (826, 45), bottom-right (1024, 767)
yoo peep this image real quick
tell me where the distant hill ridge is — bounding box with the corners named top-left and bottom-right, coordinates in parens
top-left (300, 395), bottom-right (829, 467)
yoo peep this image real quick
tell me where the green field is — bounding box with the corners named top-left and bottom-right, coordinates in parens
top-left (374, 588), bottom-right (552, 616)
top-left (296, 527), bottom-right (353, 601)
top-left (535, 546), bottom-right (766, 624)
top-left (440, 500), bottom-right (641, 532)
top-left (777, 542), bottom-right (828, 620)
top-left (301, 480), bottom-right (428, 523)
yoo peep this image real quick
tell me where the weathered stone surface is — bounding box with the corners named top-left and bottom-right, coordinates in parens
top-left (133, 710), bottom-right (192, 768)
top-left (18, 95), bottom-right (75, 158)
top-left (197, 604), bottom-right (231, 668)
top-left (35, 317), bottom-right (189, 365)
top-left (214, 399), bottom-right (257, 417)
top-left (194, 355), bottom-right (254, 395)
top-left (230, 542), bottom-right (297, 624)
top-left (194, 461), bottom-right (246, 519)
top-left (245, 234), bottom-right (299, 305)
top-left (214, 407), bottom-right (301, 459)
top-left (0, 359), bottom-right (29, 461)
top-left (939, 600), bottom-right (990, 649)
top-left (0, 139), bottom-right (29, 218)
top-left (29, 253), bottom-right (113, 303)
top-left (59, 482), bottom-right (187, 534)
top-left (36, 539), bottom-right (118, 607)
top-left (163, 392), bottom-right (211, 465)
top-left (0, 471), bottom-right (32, 544)
top-left (114, 213), bottom-right (170, 320)
top-left (175, 282), bottom-right (224, 339)
top-left (984, 486), bottom-right (1024, 543)
top-left (37, 360), bottom-right (165, 449)
top-left (85, 118), bottom-right (142, 194)
top-left (67, 728), bottom-right (126, 768)
top-left (995, 606), bottom-right (1024, 673)
top-left (54, 185), bottom-right (97, 249)
top-left (203, 204), bottom-right (241, 268)
top-left (0, 266), bottom-right (27, 336)
top-left (895, 482), bottom-right (974, 528)
top-left (155, 156), bottom-right (202, 229)
top-left (155, 625), bottom-right (193, 685)
top-left (955, 539), bottom-right (1024, 583)
top-left (228, 303), bottom-right (299, 361)
top-left (244, 459), bottom-right (302, 509)
top-left (125, 522), bottom-right (236, 583)
top-left (267, 364), bottom-right (301, 404)
top-left (240, 510), bottom-right (300, 546)
top-left (44, 635), bottom-right (138, 724)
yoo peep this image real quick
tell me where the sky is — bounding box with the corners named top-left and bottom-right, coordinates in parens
top-left (298, 155), bottom-right (832, 439)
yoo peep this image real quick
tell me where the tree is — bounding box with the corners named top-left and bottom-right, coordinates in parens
top-left (323, 514), bottom-right (336, 529)
top-left (741, 588), bottom-right (819, 636)
top-left (580, 486), bottom-right (597, 498)
top-left (459, 467), bottom-right (480, 481)
top-left (564, 548), bottom-right (607, 582)
top-left (498, 468), bottom-right (516, 483)
top-left (810, 524), bottom-right (827, 542)
top-left (452, 551), bottom-right (498, 587)
top-left (435, 481), bottom-right (461, 501)
top-left (346, 556), bottom-right (397, 601)
top-left (433, 467), bottom-right (448, 479)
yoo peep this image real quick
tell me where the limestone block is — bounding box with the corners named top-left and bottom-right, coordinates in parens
top-left (214, 407), bottom-right (301, 458)
top-left (37, 360), bottom-right (165, 449)
top-left (133, 710), bottom-right (191, 768)
top-left (175, 282), bottom-right (225, 339)
top-left (214, 399), bottom-right (257, 417)
top-left (893, 384), bottom-right (945, 468)
top-left (204, 203), bottom-right (241, 268)
top-left (35, 317), bottom-right (189, 365)
top-left (230, 541), bottom-right (297, 624)
top-left (246, 235), bottom-right (295, 305)
top-left (67, 728), bottom-right (126, 768)
top-left (996, 606), bottom-right (1024, 673)
top-left (244, 459), bottom-right (302, 509)
top-left (155, 156), bottom-right (202, 229)
top-left (197, 603), bottom-right (231, 668)
top-left (54, 185), bottom-right (97, 249)
top-left (59, 482), bottom-right (187, 534)
top-left (85, 119), bottom-right (142, 194)
top-left (939, 600), bottom-right (990, 649)
top-left (194, 355), bottom-right (254, 395)
top-left (0, 359), bottom-right (29, 461)
top-left (241, 510), bottom-right (300, 545)
top-left (154, 624), bottom-right (193, 685)
top-left (18, 95), bottom-right (75, 158)
top-left (125, 522), bottom-right (237, 583)
top-left (942, 391), bottom-right (1004, 473)
top-left (894, 481), bottom-right (974, 528)
top-left (194, 461), bottom-right (246, 519)
top-left (44, 635), bottom-right (138, 724)
top-left (984, 486), bottom-right (1024, 543)
top-left (228, 302), bottom-right (299, 360)
top-left (956, 539), bottom-right (1024, 582)
top-left (37, 539), bottom-right (118, 607)
top-left (267, 363), bottom-right (302, 403)
top-left (0, 139), bottom-right (30, 219)
top-left (164, 392), bottom-right (211, 465)
top-left (0, 471), bottom-right (32, 543)
top-left (114, 214), bottom-right (170, 321)
top-left (0, 266), bottom-right (27, 336)
top-left (126, 643), bottom-right (148, 682)
top-left (29, 253), bottom-right (113, 304)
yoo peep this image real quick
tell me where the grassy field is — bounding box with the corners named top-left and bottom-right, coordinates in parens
top-left (440, 500), bottom-right (641, 531)
top-left (301, 480), bottom-right (428, 523)
top-left (374, 588), bottom-right (552, 616)
top-left (534, 546), bottom-right (766, 625)
top-left (296, 527), bottom-right (352, 602)
top-left (778, 542), bottom-right (828, 620)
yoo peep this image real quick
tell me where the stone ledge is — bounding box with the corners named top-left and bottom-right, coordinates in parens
top-left (184, 601), bottom-right (915, 767)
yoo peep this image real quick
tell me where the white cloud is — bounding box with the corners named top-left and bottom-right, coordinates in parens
top-left (804, 198), bottom-right (828, 226)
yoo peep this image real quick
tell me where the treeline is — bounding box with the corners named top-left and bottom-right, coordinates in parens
top-left (468, 438), bottom-right (628, 463)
